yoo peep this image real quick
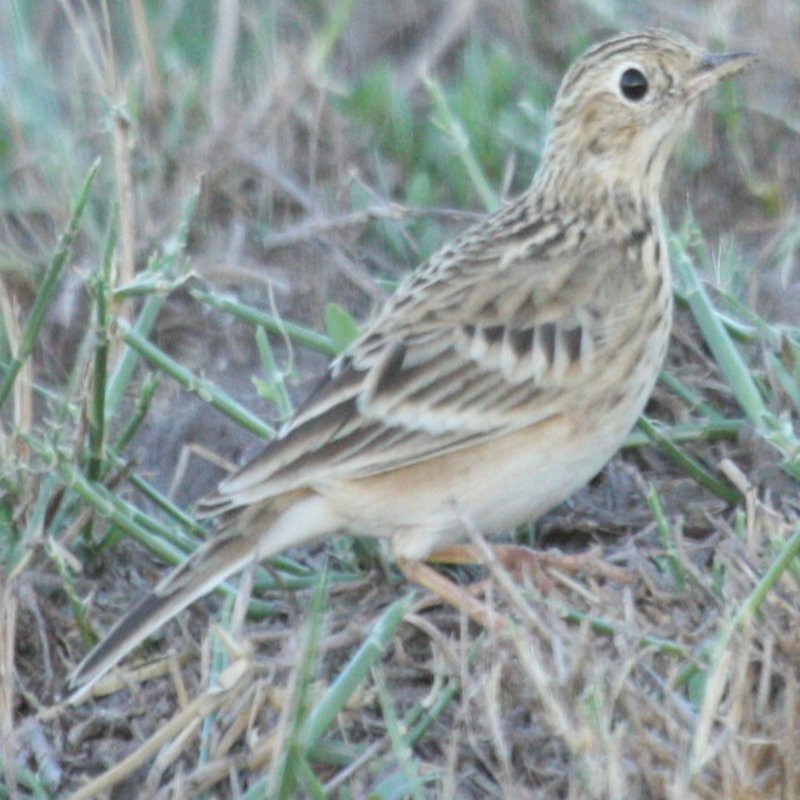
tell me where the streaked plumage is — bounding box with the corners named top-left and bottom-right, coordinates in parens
top-left (69, 29), bottom-right (755, 697)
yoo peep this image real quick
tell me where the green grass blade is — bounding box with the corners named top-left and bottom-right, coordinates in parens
top-left (623, 419), bottom-right (742, 449)
top-left (372, 665), bottom-right (426, 800)
top-left (658, 370), bottom-right (726, 420)
top-left (637, 417), bottom-right (741, 504)
top-left (0, 158), bottom-right (100, 408)
top-left (112, 374), bottom-right (159, 451)
top-left (732, 524), bottom-right (800, 627)
top-left (269, 567), bottom-right (330, 799)
top-left (674, 525), bottom-right (800, 692)
top-left (117, 320), bottom-right (274, 439)
top-left (193, 289), bottom-right (338, 356)
top-left (646, 483), bottom-right (686, 590)
top-left (254, 326), bottom-right (293, 419)
top-left (86, 211), bottom-right (117, 481)
top-left (423, 74), bottom-right (499, 212)
top-left (295, 755), bottom-right (328, 800)
top-left (671, 238), bottom-right (770, 429)
top-left (300, 593), bottom-right (414, 748)
top-left (307, 0), bottom-right (356, 70)
top-left (104, 186), bottom-right (199, 417)
top-left (104, 289), bottom-right (163, 418)
top-left (36, 443), bottom-right (277, 617)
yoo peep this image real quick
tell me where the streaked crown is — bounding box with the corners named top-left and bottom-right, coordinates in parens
top-left (534, 30), bottom-right (756, 202)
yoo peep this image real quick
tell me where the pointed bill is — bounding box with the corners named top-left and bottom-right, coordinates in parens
top-left (689, 50), bottom-right (758, 96)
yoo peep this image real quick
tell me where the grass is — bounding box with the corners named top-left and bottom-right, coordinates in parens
top-left (1, 1), bottom-right (799, 798)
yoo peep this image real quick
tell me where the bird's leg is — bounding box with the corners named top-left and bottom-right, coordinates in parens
top-left (395, 558), bottom-right (506, 632)
top-left (428, 544), bottom-right (635, 586)
top-left (397, 544), bottom-right (634, 633)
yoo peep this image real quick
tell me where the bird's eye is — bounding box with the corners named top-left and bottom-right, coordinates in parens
top-left (619, 68), bottom-right (649, 101)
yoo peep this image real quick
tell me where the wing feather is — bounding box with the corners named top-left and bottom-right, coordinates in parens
top-left (199, 207), bottom-right (620, 516)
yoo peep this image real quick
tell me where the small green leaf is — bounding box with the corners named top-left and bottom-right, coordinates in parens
top-left (325, 302), bottom-right (360, 353)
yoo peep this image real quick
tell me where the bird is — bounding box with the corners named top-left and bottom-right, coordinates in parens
top-left (69, 29), bottom-right (756, 697)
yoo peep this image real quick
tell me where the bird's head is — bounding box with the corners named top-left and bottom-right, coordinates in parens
top-left (535, 29), bottom-right (756, 204)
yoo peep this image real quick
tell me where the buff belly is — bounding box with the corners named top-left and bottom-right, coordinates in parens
top-left (319, 411), bottom-right (631, 561)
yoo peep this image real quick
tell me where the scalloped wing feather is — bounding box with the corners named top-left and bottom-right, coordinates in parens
top-left (199, 214), bottom-right (618, 514)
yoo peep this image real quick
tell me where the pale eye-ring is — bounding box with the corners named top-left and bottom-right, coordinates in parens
top-left (619, 67), bottom-right (649, 101)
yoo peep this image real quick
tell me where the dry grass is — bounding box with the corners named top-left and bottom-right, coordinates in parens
top-left (1, 1), bottom-right (799, 798)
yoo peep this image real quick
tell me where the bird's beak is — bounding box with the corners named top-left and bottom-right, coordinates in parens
top-left (688, 49), bottom-right (758, 97)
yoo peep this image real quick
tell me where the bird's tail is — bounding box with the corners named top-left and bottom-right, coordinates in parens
top-left (67, 490), bottom-right (337, 701)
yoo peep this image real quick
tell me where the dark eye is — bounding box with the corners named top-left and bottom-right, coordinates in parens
top-left (619, 68), bottom-right (648, 101)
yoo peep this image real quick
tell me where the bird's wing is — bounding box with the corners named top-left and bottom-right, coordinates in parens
top-left (69, 207), bottom-right (633, 696)
top-left (202, 205), bottom-right (620, 514)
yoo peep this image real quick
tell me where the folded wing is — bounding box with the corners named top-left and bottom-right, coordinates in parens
top-left (201, 211), bottom-right (612, 515)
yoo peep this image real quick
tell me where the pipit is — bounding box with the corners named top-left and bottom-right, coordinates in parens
top-left (70, 29), bottom-right (755, 695)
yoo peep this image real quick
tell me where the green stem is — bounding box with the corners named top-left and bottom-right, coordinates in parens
top-left (732, 524), bottom-right (800, 628)
top-left (30, 438), bottom-right (276, 616)
top-left (0, 159), bottom-right (100, 408)
top-left (646, 483), bottom-right (686, 590)
top-left (87, 212), bottom-right (118, 480)
top-left (672, 241), bottom-right (770, 430)
top-left (673, 525), bottom-right (800, 691)
top-left (556, 603), bottom-right (688, 659)
top-left (637, 417), bottom-right (741, 505)
top-left (623, 418), bottom-right (741, 448)
top-left (300, 594), bottom-right (414, 747)
top-left (422, 74), bottom-right (499, 213)
top-left (658, 371), bottom-right (725, 420)
top-left (104, 292), bottom-right (164, 418)
top-left (193, 289), bottom-right (338, 357)
top-left (116, 320), bottom-right (274, 439)
top-left (112, 374), bottom-right (158, 451)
